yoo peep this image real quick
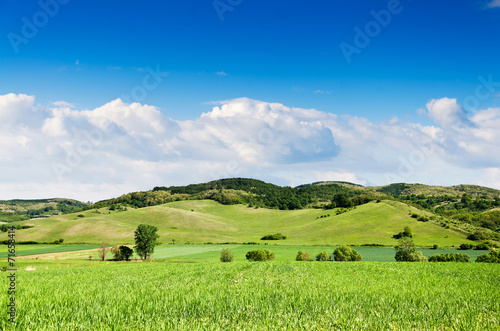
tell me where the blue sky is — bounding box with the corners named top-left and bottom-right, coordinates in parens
top-left (1, 0), bottom-right (500, 200)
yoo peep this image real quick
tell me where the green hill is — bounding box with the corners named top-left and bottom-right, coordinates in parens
top-left (14, 199), bottom-right (476, 247)
top-left (0, 198), bottom-right (88, 222)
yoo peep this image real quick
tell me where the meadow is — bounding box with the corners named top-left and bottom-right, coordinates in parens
top-left (14, 200), bottom-right (475, 247)
top-left (2, 259), bottom-right (499, 330)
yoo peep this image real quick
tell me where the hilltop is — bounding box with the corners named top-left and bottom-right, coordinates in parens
top-left (4, 178), bottom-right (500, 245)
top-left (0, 198), bottom-right (88, 222)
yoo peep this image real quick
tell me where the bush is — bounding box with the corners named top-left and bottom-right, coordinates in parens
top-left (395, 237), bottom-right (427, 262)
top-left (296, 251), bottom-right (310, 261)
top-left (428, 253), bottom-right (471, 262)
top-left (246, 249), bottom-right (274, 261)
top-left (476, 251), bottom-right (500, 263)
top-left (119, 246), bottom-right (133, 261)
top-left (333, 245), bottom-right (362, 261)
top-left (467, 232), bottom-right (487, 241)
top-left (111, 245), bottom-right (121, 260)
top-left (261, 233), bottom-right (287, 240)
top-left (474, 243), bottom-right (490, 250)
top-left (393, 226), bottom-right (413, 239)
top-left (417, 216), bottom-right (429, 222)
top-left (315, 251), bottom-right (331, 261)
top-left (459, 243), bottom-right (474, 250)
top-left (431, 244), bottom-right (438, 250)
top-left (220, 248), bottom-right (234, 262)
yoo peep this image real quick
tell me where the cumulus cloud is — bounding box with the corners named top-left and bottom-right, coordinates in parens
top-left (0, 94), bottom-right (499, 201)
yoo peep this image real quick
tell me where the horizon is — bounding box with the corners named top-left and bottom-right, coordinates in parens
top-left (1, 0), bottom-right (500, 201)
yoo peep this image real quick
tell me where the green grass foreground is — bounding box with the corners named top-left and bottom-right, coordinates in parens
top-left (2, 261), bottom-right (499, 330)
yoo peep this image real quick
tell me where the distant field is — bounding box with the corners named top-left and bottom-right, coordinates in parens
top-left (147, 245), bottom-right (492, 263)
top-left (12, 200), bottom-right (475, 246)
top-left (2, 260), bottom-right (499, 330)
top-left (15, 244), bottom-right (490, 263)
top-left (0, 244), bottom-right (99, 258)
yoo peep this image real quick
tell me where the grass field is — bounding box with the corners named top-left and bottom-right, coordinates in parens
top-left (2, 259), bottom-right (499, 330)
top-left (13, 200), bottom-right (474, 246)
top-left (13, 243), bottom-right (490, 263)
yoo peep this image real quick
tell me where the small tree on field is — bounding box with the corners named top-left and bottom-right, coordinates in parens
top-left (476, 251), bottom-right (500, 263)
top-left (333, 245), bottom-right (362, 261)
top-left (111, 245), bottom-right (121, 260)
top-left (97, 242), bottom-right (109, 261)
top-left (220, 248), bottom-right (234, 262)
top-left (134, 224), bottom-right (160, 261)
top-left (296, 251), bottom-right (311, 261)
top-left (395, 237), bottom-right (427, 262)
top-left (315, 251), bottom-right (331, 261)
top-left (246, 249), bottom-right (274, 261)
top-left (393, 226), bottom-right (413, 239)
top-left (119, 246), bottom-right (134, 261)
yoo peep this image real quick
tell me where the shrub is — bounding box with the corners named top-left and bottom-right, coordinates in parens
top-left (296, 251), bottom-right (310, 261)
top-left (333, 245), bottom-right (362, 261)
top-left (261, 233), bottom-right (287, 240)
top-left (119, 246), bottom-right (133, 261)
top-left (417, 216), bottom-right (429, 222)
top-left (459, 243), bottom-right (474, 250)
top-left (315, 251), bottom-right (331, 261)
top-left (474, 243), bottom-right (490, 250)
top-left (467, 232), bottom-right (487, 241)
top-left (246, 249), bottom-right (274, 261)
top-left (395, 237), bottom-right (427, 262)
top-left (431, 244), bottom-right (438, 250)
top-left (77, 214), bottom-right (85, 218)
top-left (393, 226), bottom-right (413, 239)
top-left (428, 253), bottom-right (471, 262)
top-left (476, 251), bottom-right (500, 263)
top-left (220, 248), bottom-right (234, 262)
top-left (111, 245), bottom-right (121, 260)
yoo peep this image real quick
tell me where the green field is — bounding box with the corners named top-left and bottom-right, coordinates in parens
top-left (151, 244), bottom-right (491, 263)
top-left (2, 260), bottom-right (499, 330)
top-left (13, 200), bottom-right (475, 247)
top-left (3, 243), bottom-right (490, 263)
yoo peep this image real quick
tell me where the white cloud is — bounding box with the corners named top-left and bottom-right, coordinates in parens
top-left (486, 0), bottom-right (500, 8)
top-left (216, 71), bottom-right (229, 76)
top-left (314, 90), bottom-right (331, 95)
top-left (425, 97), bottom-right (473, 128)
top-left (1, 94), bottom-right (499, 201)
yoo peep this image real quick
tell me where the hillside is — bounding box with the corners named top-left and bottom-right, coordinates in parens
top-left (14, 199), bottom-right (476, 247)
top-left (0, 198), bottom-right (88, 222)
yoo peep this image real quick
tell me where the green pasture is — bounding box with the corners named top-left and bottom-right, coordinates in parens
top-left (12, 200), bottom-right (474, 246)
top-left (1, 260), bottom-right (499, 330)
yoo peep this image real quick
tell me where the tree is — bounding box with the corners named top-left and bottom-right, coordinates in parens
top-left (333, 245), bottom-right (362, 261)
top-left (395, 237), bottom-right (427, 262)
top-left (97, 242), bottom-right (109, 261)
top-left (476, 251), bottom-right (500, 263)
top-left (119, 246), bottom-right (133, 261)
top-left (134, 224), bottom-right (160, 260)
top-left (392, 226), bottom-right (413, 239)
top-left (111, 245), bottom-right (121, 260)
top-left (315, 251), bottom-right (331, 261)
top-left (296, 251), bottom-right (311, 261)
top-left (220, 248), bottom-right (234, 262)
top-left (246, 249), bottom-right (274, 261)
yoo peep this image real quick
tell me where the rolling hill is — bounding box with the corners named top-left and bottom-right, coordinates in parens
top-left (14, 199), bottom-right (476, 247)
